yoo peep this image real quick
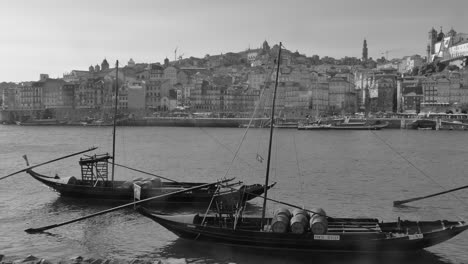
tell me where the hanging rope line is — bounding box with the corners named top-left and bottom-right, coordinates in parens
top-left (292, 132), bottom-right (304, 200)
top-left (370, 130), bottom-right (468, 208)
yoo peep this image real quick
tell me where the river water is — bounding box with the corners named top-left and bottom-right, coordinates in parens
top-left (1, 125), bottom-right (468, 264)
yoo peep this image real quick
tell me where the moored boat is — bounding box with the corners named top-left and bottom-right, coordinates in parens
top-left (138, 207), bottom-right (468, 252)
top-left (137, 42), bottom-right (468, 253)
top-left (328, 121), bottom-right (389, 130)
top-left (297, 123), bottom-right (331, 130)
top-left (26, 160), bottom-right (273, 205)
top-left (24, 61), bottom-right (272, 207)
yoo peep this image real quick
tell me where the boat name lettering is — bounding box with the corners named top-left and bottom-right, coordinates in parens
top-left (314, 235), bottom-right (340, 240)
top-left (408, 234), bottom-right (423, 240)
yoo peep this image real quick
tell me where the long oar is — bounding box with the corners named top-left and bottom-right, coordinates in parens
top-left (25, 178), bottom-right (233, 234)
top-left (104, 161), bottom-right (236, 188)
top-left (0, 147), bottom-right (98, 181)
top-left (107, 161), bottom-right (182, 184)
top-left (393, 184), bottom-right (468, 206)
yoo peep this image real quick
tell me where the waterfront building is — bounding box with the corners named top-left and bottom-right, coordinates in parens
top-left (190, 80), bottom-right (220, 112)
top-left (41, 78), bottom-right (68, 109)
top-left (126, 79), bottom-right (145, 110)
top-left (329, 73), bottom-right (356, 114)
top-left (223, 86), bottom-right (260, 116)
top-left (401, 78), bottom-right (423, 113)
top-left (75, 78), bottom-right (105, 109)
top-left (145, 79), bottom-right (171, 110)
top-left (19, 82), bottom-right (42, 110)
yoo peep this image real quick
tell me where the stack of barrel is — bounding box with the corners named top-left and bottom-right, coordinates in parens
top-left (271, 207), bottom-right (328, 234)
top-left (309, 208), bottom-right (328, 235)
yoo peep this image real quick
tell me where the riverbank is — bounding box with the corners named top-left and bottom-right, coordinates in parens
top-left (0, 255), bottom-right (189, 264)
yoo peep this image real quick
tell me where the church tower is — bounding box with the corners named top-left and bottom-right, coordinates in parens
top-left (362, 39), bottom-right (368, 61)
top-left (101, 58), bottom-right (109, 71)
top-left (427, 27), bottom-right (438, 62)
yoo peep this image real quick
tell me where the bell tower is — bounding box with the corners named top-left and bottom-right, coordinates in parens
top-left (362, 39), bottom-right (368, 61)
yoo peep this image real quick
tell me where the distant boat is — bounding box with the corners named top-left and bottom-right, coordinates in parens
top-left (409, 119), bottom-right (436, 130)
top-left (297, 123), bottom-right (331, 130)
top-left (328, 122), bottom-right (389, 130)
top-left (273, 121), bottom-right (298, 129)
top-left (16, 119), bottom-right (66, 126)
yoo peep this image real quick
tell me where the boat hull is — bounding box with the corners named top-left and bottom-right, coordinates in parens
top-left (138, 208), bottom-right (468, 253)
top-left (27, 169), bottom-right (273, 205)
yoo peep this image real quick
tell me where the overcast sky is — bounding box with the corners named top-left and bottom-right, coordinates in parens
top-left (1, 0), bottom-right (467, 82)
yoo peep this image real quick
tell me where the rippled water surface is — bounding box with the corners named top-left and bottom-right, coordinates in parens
top-left (1, 125), bottom-right (468, 263)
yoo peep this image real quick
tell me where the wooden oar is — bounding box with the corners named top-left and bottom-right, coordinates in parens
top-left (0, 147), bottom-right (98, 181)
top-left (25, 178), bottom-right (233, 234)
top-left (104, 161), bottom-right (236, 188)
top-left (393, 184), bottom-right (468, 206)
top-left (107, 161), bottom-right (182, 184)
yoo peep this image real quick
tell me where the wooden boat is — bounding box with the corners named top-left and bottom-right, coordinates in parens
top-left (26, 164), bottom-right (274, 205)
top-left (137, 43), bottom-right (468, 253)
top-left (26, 61), bottom-right (272, 206)
top-left (138, 208), bottom-right (468, 252)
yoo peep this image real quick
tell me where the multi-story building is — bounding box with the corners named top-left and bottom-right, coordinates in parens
top-left (149, 63), bottom-right (164, 80)
top-left (41, 79), bottom-right (68, 109)
top-left (126, 80), bottom-right (145, 110)
top-left (19, 82), bottom-right (42, 110)
top-left (163, 66), bottom-right (178, 85)
top-left (190, 80), bottom-right (221, 112)
top-left (223, 86), bottom-right (260, 116)
top-left (328, 73), bottom-right (356, 114)
top-left (401, 78), bottom-right (423, 112)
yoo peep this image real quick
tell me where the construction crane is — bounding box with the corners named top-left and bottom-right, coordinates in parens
top-left (380, 50), bottom-right (390, 61)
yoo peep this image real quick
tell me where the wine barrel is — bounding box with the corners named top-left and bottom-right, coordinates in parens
top-left (309, 208), bottom-right (328, 235)
top-left (290, 214), bottom-right (309, 234)
top-left (274, 208), bottom-right (291, 219)
top-left (271, 214), bottom-right (290, 233)
top-left (292, 209), bottom-right (309, 219)
top-left (150, 178), bottom-right (162, 188)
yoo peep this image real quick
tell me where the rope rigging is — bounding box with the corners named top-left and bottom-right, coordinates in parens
top-left (370, 130), bottom-right (468, 210)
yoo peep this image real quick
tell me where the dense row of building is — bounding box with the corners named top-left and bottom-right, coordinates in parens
top-left (1, 33), bottom-right (468, 121)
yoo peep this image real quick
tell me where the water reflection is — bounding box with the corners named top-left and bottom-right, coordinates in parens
top-left (157, 240), bottom-right (452, 264)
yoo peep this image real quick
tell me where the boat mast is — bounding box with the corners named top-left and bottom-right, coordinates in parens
top-left (261, 42), bottom-right (282, 228)
top-left (111, 60), bottom-right (119, 188)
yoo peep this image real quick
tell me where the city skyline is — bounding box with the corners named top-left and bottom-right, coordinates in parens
top-left (1, 0), bottom-right (467, 82)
